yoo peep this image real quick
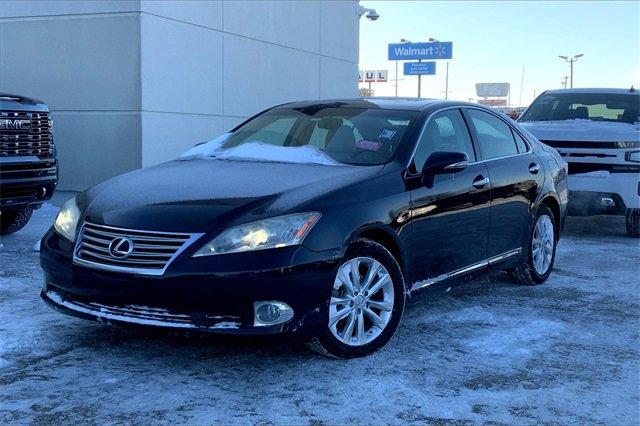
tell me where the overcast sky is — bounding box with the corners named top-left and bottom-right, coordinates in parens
top-left (358, 1), bottom-right (640, 106)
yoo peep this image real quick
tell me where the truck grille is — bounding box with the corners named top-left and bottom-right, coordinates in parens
top-left (540, 140), bottom-right (640, 149)
top-left (0, 111), bottom-right (54, 158)
top-left (74, 222), bottom-right (199, 275)
top-left (0, 159), bottom-right (56, 181)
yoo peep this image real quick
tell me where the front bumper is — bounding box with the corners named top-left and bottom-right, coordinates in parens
top-left (40, 228), bottom-right (341, 337)
top-left (0, 158), bottom-right (57, 208)
top-left (568, 172), bottom-right (640, 212)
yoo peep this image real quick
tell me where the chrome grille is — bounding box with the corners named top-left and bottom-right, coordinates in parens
top-left (74, 222), bottom-right (200, 275)
top-left (540, 139), bottom-right (640, 149)
top-left (0, 111), bottom-right (54, 158)
top-left (66, 298), bottom-right (193, 325)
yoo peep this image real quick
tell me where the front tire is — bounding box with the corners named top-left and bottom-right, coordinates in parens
top-left (307, 239), bottom-right (405, 359)
top-left (626, 208), bottom-right (640, 238)
top-left (0, 207), bottom-right (34, 235)
top-left (507, 204), bottom-right (557, 286)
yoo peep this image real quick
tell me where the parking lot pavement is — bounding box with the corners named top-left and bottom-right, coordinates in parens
top-left (1, 205), bottom-right (638, 425)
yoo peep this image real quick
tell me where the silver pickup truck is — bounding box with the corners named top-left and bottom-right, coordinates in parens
top-left (519, 88), bottom-right (640, 237)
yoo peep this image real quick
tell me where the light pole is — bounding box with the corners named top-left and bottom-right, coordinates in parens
top-left (398, 38), bottom-right (411, 97)
top-left (558, 54), bottom-right (584, 88)
top-left (418, 37), bottom-right (439, 98)
top-left (427, 37), bottom-right (449, 99)
top-left (561, 76), bottom-right (568, 89)
top-left (444, 61), bottom-right (449, 100)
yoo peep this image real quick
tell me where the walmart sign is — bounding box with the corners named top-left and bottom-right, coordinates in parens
top-left (404, 61), bottom-right (436, 76)
top-left (388, 41), bottom-right (453, 61)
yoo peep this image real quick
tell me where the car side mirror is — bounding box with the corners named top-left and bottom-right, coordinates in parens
top-left (421, 151), bottom-right (469, 188)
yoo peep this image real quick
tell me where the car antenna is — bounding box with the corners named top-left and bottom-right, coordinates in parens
top-left (630, 85), bottom-right (636, 93)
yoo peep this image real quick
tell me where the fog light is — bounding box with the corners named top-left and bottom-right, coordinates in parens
top-left (253, 301), bottom-right (294, 327)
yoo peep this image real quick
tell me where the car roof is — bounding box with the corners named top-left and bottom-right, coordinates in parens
top-left (277, 97), bottom-right (473, 112)
top-left (542, 88), bottom-right (638, 95)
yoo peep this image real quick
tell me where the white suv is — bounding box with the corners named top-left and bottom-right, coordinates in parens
top-left (519, 88), bottom-right (640, 237)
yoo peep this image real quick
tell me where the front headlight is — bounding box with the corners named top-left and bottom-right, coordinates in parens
top-left (54, 197), bottom-right (81, 242)
top-left (193, 212), bottom-right (321, 257)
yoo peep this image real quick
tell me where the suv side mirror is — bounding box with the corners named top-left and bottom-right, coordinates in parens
top-left (421, 151), bottom-right (469, 188)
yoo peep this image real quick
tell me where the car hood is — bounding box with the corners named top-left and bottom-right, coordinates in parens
top-left (519, 119), bottom-right (640, 142)
top-left (82, 158), bottom-right (384, 232)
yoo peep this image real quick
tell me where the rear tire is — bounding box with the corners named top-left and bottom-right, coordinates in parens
top-left (0, 207), bottom-right (33, 235)
top-left (507, 204), bottom-right (557, 286)
top-left (626, 208), bottom-right (640, 238)
top-left (307, 239), bottom-right (405, 359)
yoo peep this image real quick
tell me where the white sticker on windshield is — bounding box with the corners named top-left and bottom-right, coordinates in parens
top-left (379, 129), bottom-right (397, 140)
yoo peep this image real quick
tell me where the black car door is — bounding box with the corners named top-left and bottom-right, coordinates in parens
top-left (408, 108), bottom-right (491, 290)
top-left (463, 108), bottom-right (545, 258)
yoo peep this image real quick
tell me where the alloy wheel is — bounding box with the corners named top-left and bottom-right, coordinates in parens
top-left (532, 215), bottom-right (554, 275)
top-left (328, 257), bottom-right (394, 346)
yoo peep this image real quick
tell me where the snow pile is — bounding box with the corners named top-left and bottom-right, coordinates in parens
top-left (180, 136), bottom-right (342, 166)
top-left (572, 170), bottom-right (610, 178)
top-left (179, 133), bottom-right (232, 159)
top-left (520, 119), bottom-right (640, 141)
top-left (212, 142), bottom-right (341, 166)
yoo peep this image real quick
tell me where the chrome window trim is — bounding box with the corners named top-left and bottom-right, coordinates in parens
top-left (410, 247), bottom-right (522, 292)
top-left (72, 222), bottom-right (204, 276)
top-left (406, 105), bottom-right (533, 173)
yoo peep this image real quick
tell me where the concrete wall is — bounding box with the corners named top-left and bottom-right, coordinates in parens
top-left (0, 0), bottom-right (360, 190)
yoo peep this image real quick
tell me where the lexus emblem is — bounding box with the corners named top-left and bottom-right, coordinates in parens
top-left (108, 237), bottom-right (134, 259)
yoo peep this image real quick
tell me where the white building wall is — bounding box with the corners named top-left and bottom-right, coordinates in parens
top-left (0, 0), bottom-right (360, 189)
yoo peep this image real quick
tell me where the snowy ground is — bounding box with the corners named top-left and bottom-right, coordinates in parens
top-left (1, 205), bottom-right (639, 424)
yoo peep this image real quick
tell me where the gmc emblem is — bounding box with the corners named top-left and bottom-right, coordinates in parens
top-left (0, 119), bottom-right (31, 130)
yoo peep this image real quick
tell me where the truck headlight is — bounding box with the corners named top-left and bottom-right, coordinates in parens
top-left (193, 212), bottom-right (321, 256)
top-left (54, 197), bottom-right (81, 242)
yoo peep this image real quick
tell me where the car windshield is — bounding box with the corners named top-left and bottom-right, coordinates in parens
top-left (216, 107), bottom-right (417, 166)
top-left (520, 92), bottom-right (639, 124)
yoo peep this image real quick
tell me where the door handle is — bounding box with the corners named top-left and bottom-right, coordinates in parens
top-left (529, 163), bottom-right (541, 174)
top-left (472, 176), bottom-right (490, 189)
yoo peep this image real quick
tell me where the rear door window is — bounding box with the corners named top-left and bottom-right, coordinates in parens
top-left (512, 130), bottom-right (529, 153)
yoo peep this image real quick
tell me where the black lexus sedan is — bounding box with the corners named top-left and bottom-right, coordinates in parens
top-left (41, 98), bottom-right (568, 358)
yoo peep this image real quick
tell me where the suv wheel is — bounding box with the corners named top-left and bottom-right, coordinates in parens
top-left (0, 207), bottom-right (34, 235)
top-left (626, 208), bottom-right (640, 238)
top-left (507, 204), bottom-right (557, 286)
top-left (307, 239), bottom-right (405, 358)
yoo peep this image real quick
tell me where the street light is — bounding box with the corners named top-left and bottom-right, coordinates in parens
top-left (426, 37), bottom-right (451, 100)
top-left (558, 54), bottom-right (584, 88)
top-left (396, 39), bottom-right (411, 97)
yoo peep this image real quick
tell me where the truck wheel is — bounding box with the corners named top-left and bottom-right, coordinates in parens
top-left (507, 204), bottom-right (557, 286)
top-left (0, 207), bottom-right (34, 235)
top-left (626, 208), bottom-right (640, 238)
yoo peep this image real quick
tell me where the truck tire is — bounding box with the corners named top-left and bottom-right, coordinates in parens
top-left (0, 207), bottom-right (34, 235)
top-left (626, 208), bottom-right (640, 238)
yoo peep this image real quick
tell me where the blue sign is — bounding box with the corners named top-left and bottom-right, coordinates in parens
top-left (404, 61), bottom-right (436, 76)
top-left (388, 41), bottom-right (453, 60)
